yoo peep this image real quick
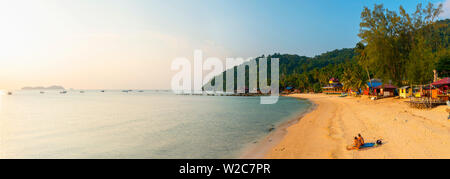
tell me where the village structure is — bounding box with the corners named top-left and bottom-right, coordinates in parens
top-left (281, 70), bottom-right (449, 109)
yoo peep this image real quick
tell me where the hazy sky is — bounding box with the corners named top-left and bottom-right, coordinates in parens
top-left (0, 0), bottom-right (448, 90)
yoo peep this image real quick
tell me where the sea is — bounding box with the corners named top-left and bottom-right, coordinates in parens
top-left (0, 90), bottom-right (311, 158)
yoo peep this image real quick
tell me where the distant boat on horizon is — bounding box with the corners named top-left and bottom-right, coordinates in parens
top-left (80, 91), bottom-right (85, 93)
top-left (60, 91), bottom-right (67, 94)
top-left (7, 92), bottom-right (12, 95)
top-left (40, 91), bottom-right (45, 94)
top-left (101, 90), bottom-right (105, 92)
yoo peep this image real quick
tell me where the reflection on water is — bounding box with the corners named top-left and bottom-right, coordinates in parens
top-left (0, 90), bottom-right (310, 158)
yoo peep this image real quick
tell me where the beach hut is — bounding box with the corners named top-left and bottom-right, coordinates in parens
top-left (399, 86), bottom-right (412, 98)
top-left (363, 79), bottom-right (382, 95)
top-left (412, 86), bottom-right (423, 98)
top-left (282, 86), bottom-right (294, 94)
top-left (322, 78), bottom-right (343, 94)
top-left (431, 77), bottom-right (449, 101)
top-left (408, 80), bottom-right (448, 108)
top-left (432, 77), bottom-right (449, 93)
top-left (373, 84), bottom-right (397, 97)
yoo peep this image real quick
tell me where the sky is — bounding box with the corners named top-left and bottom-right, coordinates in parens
top-left (0, 0), bottom-right (448, 90)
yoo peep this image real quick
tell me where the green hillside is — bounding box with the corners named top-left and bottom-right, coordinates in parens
top-left (204, 3), bottom-right (448, 93)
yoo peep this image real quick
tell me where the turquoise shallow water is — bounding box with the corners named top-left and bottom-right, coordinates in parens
top-left (0, 90), bottom-right (311, 158)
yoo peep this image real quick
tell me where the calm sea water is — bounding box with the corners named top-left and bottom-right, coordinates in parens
top-left (0, 90), bottom-right (310, 158)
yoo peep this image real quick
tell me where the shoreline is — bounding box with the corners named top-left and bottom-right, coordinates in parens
top-left (239, 97), bottom-right (317, 159)
top-left (263, 94), bottom-right (450, 159)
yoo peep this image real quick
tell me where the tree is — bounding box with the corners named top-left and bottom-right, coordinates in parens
top-left (435, 49), bottom-right (450, 77)
top-left (341, 59), bottom-right (368, 92)
top-left (358, 3), bottom-right (443, 86)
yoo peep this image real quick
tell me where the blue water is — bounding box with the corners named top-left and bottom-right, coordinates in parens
top-left (0, 90), bottom-right (311, 158)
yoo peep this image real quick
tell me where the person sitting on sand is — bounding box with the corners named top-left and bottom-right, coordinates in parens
top-left (357, 134), bottom-right (365, 145)
top-left (350, 136), bottom-right (361, 150)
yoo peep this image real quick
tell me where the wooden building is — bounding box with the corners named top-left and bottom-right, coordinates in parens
top-left (399, 86), bottom-right (412, 98)
top-left (363, 79), bottom-right (382, 95)
top-left (431, 77), bottom-right (449, 101)
top-left (322, 78), bottom-right (343, 94)
top-left (373, 84), bottom-right (398, 97)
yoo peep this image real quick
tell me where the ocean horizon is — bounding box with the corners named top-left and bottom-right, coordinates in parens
top-left (0, 90), bottom-right (311, 158)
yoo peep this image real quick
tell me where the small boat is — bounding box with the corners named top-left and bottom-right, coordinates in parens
top-left (80, 91), bottom-right (85, 93)
top-left (60, 91), bottom-right (67, 94)
top-left (40, 91), bottom-right (45, 94)
top-left (100, 90), bottom-right (105, 93)
top-left (7, 92), bottom-right (12, 95)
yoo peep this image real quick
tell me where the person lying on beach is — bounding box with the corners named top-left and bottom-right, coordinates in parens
top-left (357, 134), bottom-right (365, 145)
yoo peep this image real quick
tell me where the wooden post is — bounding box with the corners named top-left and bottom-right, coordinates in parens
top-left (366, 68), bottom-right (372, 95)
top-left (429, 82), bottom-right (432, 108)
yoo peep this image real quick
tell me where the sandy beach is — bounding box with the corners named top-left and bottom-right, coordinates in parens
top-left (265, 94), bottom-right (450, 159)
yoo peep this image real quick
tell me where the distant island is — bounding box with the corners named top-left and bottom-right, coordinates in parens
top-left (22, 85), bottom-right (65, 90)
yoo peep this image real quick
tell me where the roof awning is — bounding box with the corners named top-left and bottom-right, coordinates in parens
top-left (399, 86), bottom-right (410, 89)
top-left (367, 82), bottom-right (382, 88)
top-left (374, 84), bottom-right (398, 89)
top-left (432, 77), bottom-right (450, 86)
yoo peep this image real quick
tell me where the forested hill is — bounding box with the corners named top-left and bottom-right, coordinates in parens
top-left (273, 48), bottom-right (357, 92)
top-left (278, 48), bottom-right (355, 75)
top-left (205, 15), bottom-right (449, 93)
top-left (204, 48), bottom-right (357, 93)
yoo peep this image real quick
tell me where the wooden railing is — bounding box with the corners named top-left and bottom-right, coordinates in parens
top-left (406, 97), bottom-right (447, 109)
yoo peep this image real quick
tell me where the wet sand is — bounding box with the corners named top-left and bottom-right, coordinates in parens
top-left (240, 102), bottom-right (316, 159)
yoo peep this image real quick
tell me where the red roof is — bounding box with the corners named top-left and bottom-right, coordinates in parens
top-left (374, 84), bottom-right (398, 89)
top-left (329, 78), bottom-right (339, 82)
top-left (432, 77), bottom-right (450, 86)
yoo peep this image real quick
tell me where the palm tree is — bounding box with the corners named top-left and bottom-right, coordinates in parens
top-left (355, 42), bottom-right (372, 94)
